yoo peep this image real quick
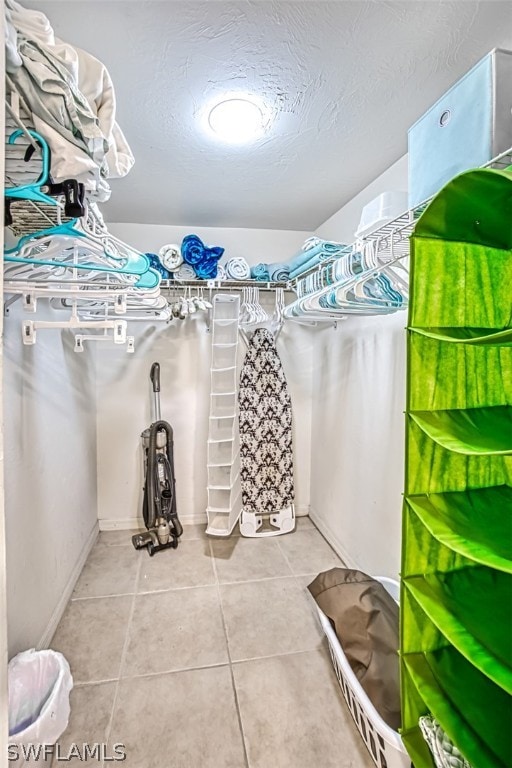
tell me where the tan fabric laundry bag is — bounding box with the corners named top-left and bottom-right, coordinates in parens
top-left (308, 568), bottom-right (401, 730)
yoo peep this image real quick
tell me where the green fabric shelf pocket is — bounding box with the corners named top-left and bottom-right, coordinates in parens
top-left (408, 334), bottom-right (511, 411)
top-left (411, 168), bottom-right (512, 252)
top-left (403, 570), bottom-right (512, 693)
top-left (409, 168), bottom-right (512, 331)
top-left (406, 421), bottom-right (512, 494)
top-left (402, 502), bottom-right (475, 576)
top-left (410, 327), bottom-right (512, 346)
top-left (406, 487), bottom-right (512, 571)
top-left (402, 651), bottom-right (509, 768)
top-left (410, 243), bottom-right (512, 330)
top-left (409, 406), bottom-right (512, 456)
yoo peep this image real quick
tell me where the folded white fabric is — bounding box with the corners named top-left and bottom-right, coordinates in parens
top-left (225, 257), bottom-right (250, 280)
top-left (216, 264), bottom-right (226, 281)
top-left (5, 7), bottom-right (22, 72)
top-left (175, 263), bottom-right (197, 282)
top-left (70, 43), bottom-right (134, 179)
top-left (6, 0), bottom-right (134, 197)
top-left (159, 244), bottom-right (183, 272)
top-left (7, 0), bottom-right (53, 45)
top-left (419, 715), bottom-right (472, 768)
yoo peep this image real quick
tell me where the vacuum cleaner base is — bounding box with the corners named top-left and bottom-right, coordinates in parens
top-left (131, 530), bottom-right (179, 557)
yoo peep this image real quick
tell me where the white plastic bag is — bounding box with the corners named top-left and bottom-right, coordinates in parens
top-left (8, 649), bottom-right (73, 751)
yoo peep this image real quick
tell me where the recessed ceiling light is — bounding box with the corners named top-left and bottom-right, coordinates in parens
top-left (208, 98), bottom-right (265, 143)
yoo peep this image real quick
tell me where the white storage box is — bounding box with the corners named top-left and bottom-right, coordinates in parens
top-left (408, 48), bottom-right (512, 208)
top-left (316, 577), bottom-right (410, 768)
top-left (355, 192), bottom-right (408, 239)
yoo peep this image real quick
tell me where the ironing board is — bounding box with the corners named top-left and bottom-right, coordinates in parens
top-left (238, 328), bottom-right (295, 536)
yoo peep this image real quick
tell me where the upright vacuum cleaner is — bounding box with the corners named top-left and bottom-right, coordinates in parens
top-left (132, 362), bottom-right (183, 556)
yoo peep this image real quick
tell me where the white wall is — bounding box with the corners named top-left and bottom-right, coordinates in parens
top-left (0, 13), bottom-right (9, 753)
top-left (107, 224), bottom-right (310, 265)
top-left (309, 156), bottom-right (408, 579)
top-left (96, 224), bottom-right (314, 529)
top-left (3, 303), bottom-right (98, 657)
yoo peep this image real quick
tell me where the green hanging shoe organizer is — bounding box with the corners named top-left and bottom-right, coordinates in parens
top-left (400, 167), bottom-right (512, 768)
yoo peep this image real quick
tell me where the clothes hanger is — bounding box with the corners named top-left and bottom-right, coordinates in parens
top-left (6, 154), bottom-right (151, 274)
top-left (5, 237), bottom-right (161, 290)
top-left (316, 258), bottom-right (406, 313)
top-left (239, 287), bottom-right (283, 345)
top-left (351, 237), bottom-right (408, 305)
top-left (5, 129), bottom-right (86, 218)
top-left (60, 295), bottom-right (173, 323)
top-left (5, 224), bottom-right (154, 284)
top-left (21, 300), bottom-right (134, 352)
top-left (4, 258), bottom-right (135, 288)
top-left (5, 129), bottom-right (58, 206)
top-left (287, 244), bottom-right (407, 318)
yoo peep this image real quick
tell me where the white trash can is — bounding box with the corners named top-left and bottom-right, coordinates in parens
top-left (8, 649), bottom-right (73, 765)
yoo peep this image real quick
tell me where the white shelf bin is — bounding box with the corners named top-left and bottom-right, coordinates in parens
top-left (315, 577), bottom-right (409, 768)
top-left (207, 483), bottom-right (241, 511)
top-left (209, 415), bottom-right (237, 442)
top-left (213, 294), bottom-right (240, 320)
top-left (212, 320), bottom-right (239, 345)
top-left (207, 439), bottom-right (238, 466)
top-left (354, 191), bottom-right (408, 239)
top-left (211, 342), bottom-right (238, 369)
top-left (209, 393), bottom-right (237, 419)
top-left (206, 490), bottom-right (243, 537)
top-left (211, 367), bottom-right (237, 395)
top-left (207, 456), bottom-right (240, 488)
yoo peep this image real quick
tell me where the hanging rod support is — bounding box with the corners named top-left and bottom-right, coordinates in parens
top-left (4, 295), bottom-right (20, 316)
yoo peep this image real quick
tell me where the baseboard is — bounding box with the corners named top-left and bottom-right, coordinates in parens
top-left (309, 506), bottom-right (359, 569)
top-left (100, 505), bottom-right (311, 532)
top-left (37, 522), bottom-right (99, 650)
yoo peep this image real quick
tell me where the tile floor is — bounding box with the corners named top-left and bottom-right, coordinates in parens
top-left (50, 518), bottom-right (375, 767)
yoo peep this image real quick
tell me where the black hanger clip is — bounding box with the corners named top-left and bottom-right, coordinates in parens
top-left (44, 179), bottom-right (86, 218)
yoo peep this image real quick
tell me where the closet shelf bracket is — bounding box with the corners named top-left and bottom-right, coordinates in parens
top-left (4, 295), bottom-right (21, 316)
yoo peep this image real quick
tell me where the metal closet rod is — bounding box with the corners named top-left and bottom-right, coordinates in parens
top-left (160, 279), bottom-right (292, 292)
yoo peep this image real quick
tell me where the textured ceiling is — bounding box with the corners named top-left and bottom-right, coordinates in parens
top-left (26, 1), bottom-right (512, 229)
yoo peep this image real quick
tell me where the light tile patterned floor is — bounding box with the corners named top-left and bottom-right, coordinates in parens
top-left (51, 519), bottom-right (375, 767)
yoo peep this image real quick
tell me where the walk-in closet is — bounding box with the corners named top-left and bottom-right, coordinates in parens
top-left (1, 2), bottom-right (511, 767)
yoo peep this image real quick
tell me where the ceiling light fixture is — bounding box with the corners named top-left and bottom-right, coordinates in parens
top-left (208, 97), bottom-right (265, 143)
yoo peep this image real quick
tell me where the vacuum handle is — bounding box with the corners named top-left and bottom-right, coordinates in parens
top-left (150, 362), bottom-right (160, 393)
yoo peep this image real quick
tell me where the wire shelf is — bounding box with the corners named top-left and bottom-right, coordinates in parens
top-left (160, 279), bottom-right (290, 292)
top-left (290, 147), bottom-right (512, 291)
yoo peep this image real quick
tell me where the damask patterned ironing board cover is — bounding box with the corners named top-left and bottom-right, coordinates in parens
top-left (238, 328), bottom-right (294, 531)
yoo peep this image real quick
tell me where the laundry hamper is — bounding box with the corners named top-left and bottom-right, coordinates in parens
top-left (316, 577), bottom-right (411, 768)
